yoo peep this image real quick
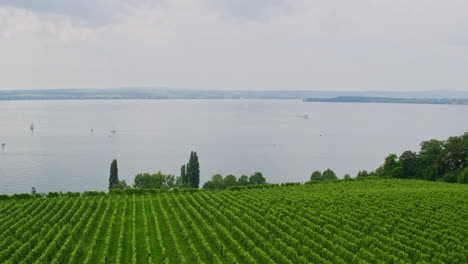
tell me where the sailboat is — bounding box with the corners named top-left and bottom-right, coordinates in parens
top-left (1, 143), bottom-right (5, 150)
top-left (30, 123), bottom-right (34, 132)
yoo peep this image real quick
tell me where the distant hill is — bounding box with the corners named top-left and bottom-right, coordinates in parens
top-left (304, 96), bottom-right (468, 105)
top-left (1, 88), bottom-right (468, 100)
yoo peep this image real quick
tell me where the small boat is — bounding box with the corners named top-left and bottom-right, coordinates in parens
top-left (303, 114), bottom-right (309, 119)
top-left (111, 129), bottom-right (117, 135)
top-left (1, 143), bottom-right (5, 150)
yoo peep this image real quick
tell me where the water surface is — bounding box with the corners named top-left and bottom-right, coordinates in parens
top-left (0, 100), bottom-right (467, 194)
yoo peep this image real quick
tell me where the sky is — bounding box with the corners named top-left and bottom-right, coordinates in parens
top-left (0, 0), bottom-right (467, 91)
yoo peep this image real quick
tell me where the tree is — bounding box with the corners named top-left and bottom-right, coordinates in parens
top-left (440, 135), bottom-right (468, 172)
top-left (109, 159), bottom-right (119, 189)
top-left (322, 169), bottom-right (337, 180)
top-left (249, 172), bottom-right (266, 185)
top-left (203, 174), bottom-right (224, 189)
top-left (238, 175), bottom-right (249, 186)
top-left (133, 172), bottom-right (175, 189)
top-left (383, 154), bottom-right (399, 177)
top-left (180, 164), bottom-right (187, 185)
top-left (223, 175), bottom-right (237, 188)
top-left (344, 174), bottom-right (352, 180)
top-left (185, 151), bottom-right (200, 188)
top-left (310, 171), bottom-right (322, 181)
top-left (419, 139), bottom-right (444, 180)
top-left (112, 180), bottom-right (129, 189)
top-left (356, 170), bottom-right (369, 178)
top-left (457, 167), bottom-right (468, 184)
top-left (399, 151), bottom-right (420, 179)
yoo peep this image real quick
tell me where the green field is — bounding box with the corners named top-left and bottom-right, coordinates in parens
top-left (0, 179), bottom-right (466, 263)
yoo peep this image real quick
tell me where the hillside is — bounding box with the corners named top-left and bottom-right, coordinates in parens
top-left (1, 88), bottom-right (468, 100)
top-left (0, 179), bottom-right (466, 263)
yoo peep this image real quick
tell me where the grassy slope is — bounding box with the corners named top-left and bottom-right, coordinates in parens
top-left (0, 179), bottom-right (466, 263)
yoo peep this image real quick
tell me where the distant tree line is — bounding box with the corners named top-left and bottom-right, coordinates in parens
top-left (310, 169), bottom-right (338, 181)
top-left (356, 133), bottom-right (467, 183)
top-left (202, 172), bottom-right (266, 190)
top-left (109, 151), bottom-right (202, 190)
top-left (108, 151), bottom-right (270, 191)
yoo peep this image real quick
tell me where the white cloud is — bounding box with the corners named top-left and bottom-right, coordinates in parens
top-left (0, 0), bottom-right (467, 90)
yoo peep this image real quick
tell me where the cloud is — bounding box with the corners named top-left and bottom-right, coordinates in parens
top-left (0, 0), bottom-right (122, 26)
top-left (0, 0), bottom-right (467, 90)
top-left (207, 0), bottom-right (289, 21)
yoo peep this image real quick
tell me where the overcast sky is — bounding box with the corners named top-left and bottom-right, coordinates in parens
top-left (0, 0), bottom-right (467, 91)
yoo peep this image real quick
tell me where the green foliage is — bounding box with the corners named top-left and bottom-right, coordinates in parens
top-left (372, 133), bottom-right (468, 183)
top-left (11, 193), bottom-right (33, 199)
top-left (399, 151), bottom-right (420, 178)
top-left (310, 169), bottom-right (337, 181)
top-left (322, 169), bottom-right (337, 180)
top-left (237, 175), bottom-right (249, 186)
top-left (109, 159), bottom-right (119, 190)
top-left (249, 172), bottom-right (266, 185)
top-left (223, 175), bottom-right (237, 188)
top-left (182, 151), bottom-right (200, 188)
top-left (204, 172), bottom-right (268, 189)
top-left (180, 164), bottom-right (187, 185)
top-left (47, 192), bottom-right (61, 198)
top-left (310, 171), bottom-right (322, 181)
top-left (356, 170), bottom-right (370, 178)
top-left (133, 172), bottom-right (175, 189)
top-left (64, 192), bottom-right (81, 197)
top-left (82, 191), bottom-right (106, 197)
top-left (0, 179), bottom-right (466, 263)
top-left (111, 180), bottom-right (129, 189)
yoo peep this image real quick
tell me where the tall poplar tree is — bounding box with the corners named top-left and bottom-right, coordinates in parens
top-left (109, 159), bottom-right (119, 189)
top-left (184, 151), bottom-right (200, 188)
top-left (180, 164), bottom-right (187, 186)
top-left (191, 152), bottom-right (200, 188)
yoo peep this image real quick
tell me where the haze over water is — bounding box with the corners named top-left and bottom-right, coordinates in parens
top-left (0, 99), bottom-right (467, 194)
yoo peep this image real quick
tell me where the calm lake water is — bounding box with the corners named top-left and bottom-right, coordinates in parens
top-left (0, 99), bottom-right (467, 194)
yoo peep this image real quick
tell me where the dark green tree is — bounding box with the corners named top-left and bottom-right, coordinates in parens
top-left (383, 154), bottom-right (399, 177)
top-left (322, 169), bottom-right (337, 180)
top-left (249, 172), bottom-right (266, 185)
top-left (180, 164), bottom-right (188, 186)
top-left (440, 135), bottom-right (468, 172)
top-left (186, 151), bottom-right (200, 188)
top-left (223, 175), bottom-right (237, 188)
top-left (310, 171), bottom-right (322, 181)
top-left (113, 180), bottom-right (129, 189)
top-left (133, 172), bottom-right (176, 189)
top-left (238, 175), bottom-right (249, 186)
top-left (399, 151), bottom-right (420, 178)
top-left (109, 159), bottom-right (119, 189)
top-left (356, 170), bottom-right (369, 178)
top-left (203, 174), bottom-right (224, 189)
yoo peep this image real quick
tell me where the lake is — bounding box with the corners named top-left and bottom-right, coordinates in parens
top-left (0, 99), bottom-right (467, 194)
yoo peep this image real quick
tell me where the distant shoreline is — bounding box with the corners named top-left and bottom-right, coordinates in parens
top-left (303, 96), bottom-right (468, 105)
top-left (1, 88), bottom-right (468, 103)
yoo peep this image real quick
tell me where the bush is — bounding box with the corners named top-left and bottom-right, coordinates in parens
top-left (64, 192), bottom-right (81, 197)
top-left (0, 194), bottom-right (9, 200)
top-left (47, 192), bottom-right (61, 198)
top-left (280, 182), bottom-right (302, 187)
top-left (82, 191), bottom-right (106, 197)
top-left (11, 193), bottom-right (33, 200)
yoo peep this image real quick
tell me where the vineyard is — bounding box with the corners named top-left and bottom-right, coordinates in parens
top-left (0, 179), bottom-right (466, 263)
